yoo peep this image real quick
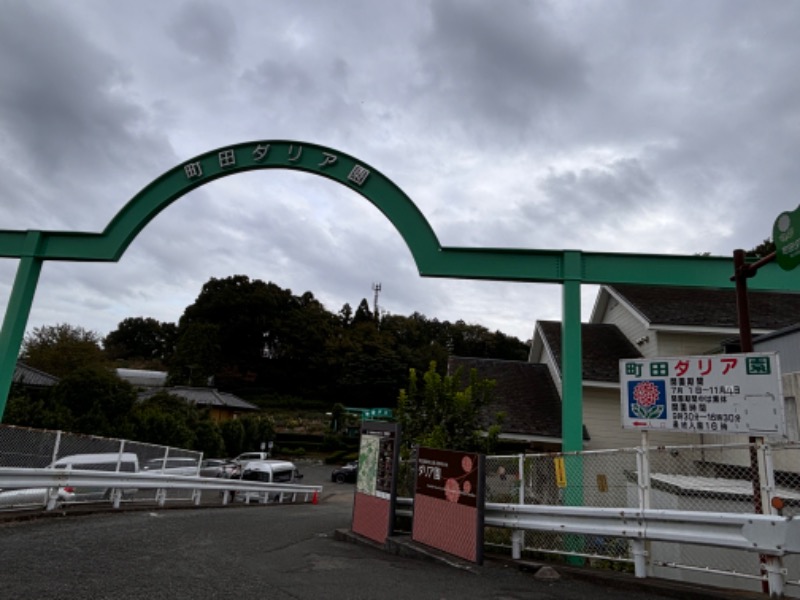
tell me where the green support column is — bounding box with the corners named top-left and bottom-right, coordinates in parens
top-left (562, 251), bottom-right (585, 562)
top-left (0, 232), bottom-right (43, 421)
top-left (561, 251), bottom-right (584, 454)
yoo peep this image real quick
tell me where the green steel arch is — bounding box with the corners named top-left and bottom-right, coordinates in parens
top-left (1, 140), bottom-right (798, 454)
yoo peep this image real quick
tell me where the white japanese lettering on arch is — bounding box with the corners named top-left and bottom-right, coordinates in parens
top-left (319, 152), bottom-right (337, 168)
top-left (184, 162), bottom-right (203, 179)
top-left (348, 165), bottom-right (370, 186)
top-left (288, 145), bottom-right (303, 162)
top-left (253, 144), bottom-right (270, 161)
top-left (218, 149), bottom-right (236, 169)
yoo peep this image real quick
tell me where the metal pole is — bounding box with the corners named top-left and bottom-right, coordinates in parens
top-left (638, 431), bottom-right (652, 577)
top-left (732, 248), bottom-right (775, 594)
top-left (0, 234), bottom-right (44, 421)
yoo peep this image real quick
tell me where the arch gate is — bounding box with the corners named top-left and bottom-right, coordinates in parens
top-left (0, 140), bottom-right (797, 456)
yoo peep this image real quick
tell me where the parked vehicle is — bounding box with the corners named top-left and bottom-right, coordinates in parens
top-left (142, 457), bottom-right (201, 476)
top-left (0, 452), bottom-right (139, 509)
top-left (229, 460), bottom-right (303, 503)
top-left (331, 461), bottom-right (358, 484)
top-left (0, 484), bottom-right (74, 509)
top-left (200, 458), bottom-right (237, 478)
top-left (232, 451), bottom-right (272, 465)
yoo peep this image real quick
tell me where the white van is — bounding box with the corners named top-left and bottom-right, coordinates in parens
top-left (50, 452), bottom-right (140, 502)
top-left (238, 460), bottom-right (302, 484)
top-left (0, 452), bottom-right (139, 509)
top-left (231, 460), bottom-right (303, 503)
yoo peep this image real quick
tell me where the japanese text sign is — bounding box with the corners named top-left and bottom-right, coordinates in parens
top-left (415, 447), bottom-right (481, 508)
top-left (774, 206), bottom-right (800, 271)
top-left (620, 353), bottom-right (786, 436)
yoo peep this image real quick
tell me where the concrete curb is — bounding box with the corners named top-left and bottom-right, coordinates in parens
top-left (335, 529), bottom-right (769, 600)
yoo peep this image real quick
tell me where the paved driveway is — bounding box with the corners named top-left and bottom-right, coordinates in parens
top-left (0, 461), bottom-right (739, 600)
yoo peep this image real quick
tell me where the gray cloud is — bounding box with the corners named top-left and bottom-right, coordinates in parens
top-left (2, 0), bottom-right (800, 343)
top-left (416, 0), bottom-right (586, 144)
top-left (167, 2), bottom-right (237, 66)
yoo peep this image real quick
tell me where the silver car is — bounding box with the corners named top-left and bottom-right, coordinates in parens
top-left (142, 457), bottom-right (201, 476)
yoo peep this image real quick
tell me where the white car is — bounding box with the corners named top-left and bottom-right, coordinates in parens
top-left (142, 457), bottom-right (201, 476)
top-left (0, 486), bottom-right (75, 509)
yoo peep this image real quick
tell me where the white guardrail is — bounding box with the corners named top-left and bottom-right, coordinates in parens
top-left (396, 498), bottom-right (800, 595)
top-left (0, 467), bottom-right (323, 510)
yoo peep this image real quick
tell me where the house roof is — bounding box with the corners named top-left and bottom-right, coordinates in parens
top-left (602, 284), bottom-right (800, 330)
top-left (140, 386), bottom-right (260, 412)
top-left (116, 368), bottom-right (168, 388)
top-left (13, 361), bottom-right (59, 388)
top-left (537, 321), bottom-right (642, 383)
top-left (447, 356), bottom-right (563, 440)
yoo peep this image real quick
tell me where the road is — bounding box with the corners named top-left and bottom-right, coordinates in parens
top-left (0, 461), bottom-right (728, 600)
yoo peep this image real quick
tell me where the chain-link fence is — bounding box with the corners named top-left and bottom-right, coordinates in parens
top-left (483, 441), bottom-right (800, 594)
top-left (0, 424), bottom-right (203, 508)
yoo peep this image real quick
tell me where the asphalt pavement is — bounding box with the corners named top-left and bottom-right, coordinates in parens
top-left (0, 460), bottom-right (765, 600)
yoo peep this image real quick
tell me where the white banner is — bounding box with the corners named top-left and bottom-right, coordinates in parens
top-left (619, 353), bottom-right (785, 436)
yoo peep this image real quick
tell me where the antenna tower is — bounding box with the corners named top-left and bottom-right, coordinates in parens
top-left (372, 282), bottom-right (382, 316)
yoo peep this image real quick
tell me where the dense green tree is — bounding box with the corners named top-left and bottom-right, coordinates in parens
top-left (352, 298), bottom-right (373, 325)
top-left (396, 361), bottom-right (502, 455)
top-left (3, 383), bottom-right (70, 430)
top-left (104, 317), bottom-right (177, 366)
top-left (21, 324), bottom-right (107, 378)
top-left (238, 414), bottom-right (276, 453)
top-left (219, 418), bottom-right (245, 456)
top-left (49, 366), bottom-right (137, 438)
top-left (169, 322), bottom-right (222, 386)
top-left (155, 274), bottom-right (528, 409)
top-left (129, 391), bottom-right (230, 455)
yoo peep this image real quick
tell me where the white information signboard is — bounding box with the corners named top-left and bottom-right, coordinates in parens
top-left (619, 352), bottom-right (786, 436)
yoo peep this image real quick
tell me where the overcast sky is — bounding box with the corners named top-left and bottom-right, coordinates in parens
top-left (1, 1), bottom-right (798, 345)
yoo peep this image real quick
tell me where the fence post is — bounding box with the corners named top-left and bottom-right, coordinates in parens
top-left (51, 430), bottom-right (62, 464)
top-left (635, 432), bottom-right (652, 578)
top-left (512, 453), bottom-right (525, 559)
top-left (760, 443), bottom-right (786, 597)
top-left (44, 430), bottom-right (64, 511)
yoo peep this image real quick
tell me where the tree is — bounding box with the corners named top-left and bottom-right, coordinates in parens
top-left (3, 383), bottom-right (70, 430)
top-left (48, 366), bottom-right (137, 438)
top-left (21, 324), bottom-right (107, 378)
top-left (129, 391), bottom-right (227, 455)
top-left (396, 361), bottom-right (501, 455)
top-left (168, 322), bottom-right (222, 386)
top-left (749, 238), bottom-right (776, 258)
top-left (104, 317), bottom-right (177, 366)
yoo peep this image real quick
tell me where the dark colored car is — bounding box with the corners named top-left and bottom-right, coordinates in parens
top-left (331, 461), bottom-right (358, 484)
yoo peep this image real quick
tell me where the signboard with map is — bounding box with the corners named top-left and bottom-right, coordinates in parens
top-left (357, 428), bottom-right (396, 499)
top-left (350, 421), bottom-right (400, 544)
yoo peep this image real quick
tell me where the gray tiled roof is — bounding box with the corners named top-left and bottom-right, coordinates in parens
top-left (609, 284), bottom-right (800, 330)
top-left (538, 321), bottom-right (642, 383)
top-left (447, 356), bottom-right (563, 439)
top-left (13, 362), bottom-right (59, 387)
top-left (139, 386), bottom-right (260, 412)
